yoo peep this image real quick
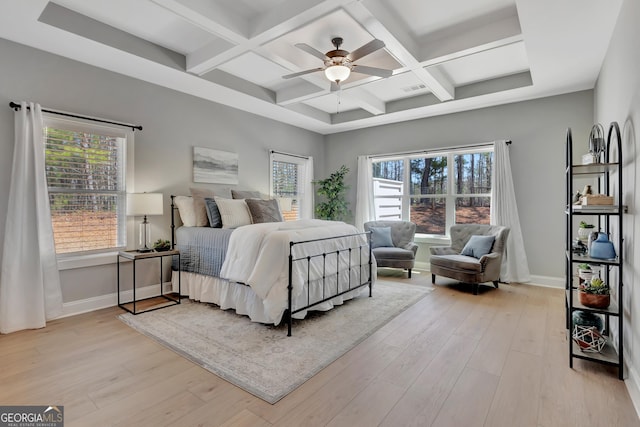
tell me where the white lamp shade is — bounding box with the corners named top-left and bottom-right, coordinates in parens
top-left (127, 193), bottom-right (164, 216)
top-left (324, 65), bottom-right (351, 83)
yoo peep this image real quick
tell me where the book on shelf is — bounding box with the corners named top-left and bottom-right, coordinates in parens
top-left (572, 204), bottom-right (618, 211)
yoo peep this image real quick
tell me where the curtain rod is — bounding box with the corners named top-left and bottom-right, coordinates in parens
top-left (367, 140), bottom-right (511, 159)
top-left (9, 101), bottom-right (143, 131)
top-left (270, 149), bottom-right (309, 159)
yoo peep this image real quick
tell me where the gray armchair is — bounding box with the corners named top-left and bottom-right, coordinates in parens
top-left (364, 220), bottom-right (418, 278)
top-left (430, 224), bottom-right (510, 295)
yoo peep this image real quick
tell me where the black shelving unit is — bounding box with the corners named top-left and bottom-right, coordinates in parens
top-left (565, 122), bottom-right (624, 379)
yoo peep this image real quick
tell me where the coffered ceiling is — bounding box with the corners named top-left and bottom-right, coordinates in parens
top-left (0, 0), bottom-right (623, 134)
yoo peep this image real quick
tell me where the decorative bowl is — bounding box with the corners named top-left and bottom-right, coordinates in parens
top-left (578, 292), bottom-right (610, 309)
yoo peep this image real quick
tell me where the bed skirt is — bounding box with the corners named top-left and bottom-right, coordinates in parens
top-left (171, 271), bottom-right (368, 325)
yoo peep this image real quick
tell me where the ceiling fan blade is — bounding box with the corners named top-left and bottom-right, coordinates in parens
top-left (295, 43), bottom-right (329, 60)
top-left (347, 39), bottom-right (385, 62)
top-left (282, 68), bottom-right (324, 79)
top-left (352, 65), bottom-right (393, 78)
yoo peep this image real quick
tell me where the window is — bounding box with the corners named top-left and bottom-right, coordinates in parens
top-left (372, 147), bottom-right (493, 236)
top-left (43, 116), bottom-right (132, 254)
top-left (269, 152), bottom-right (313, 220)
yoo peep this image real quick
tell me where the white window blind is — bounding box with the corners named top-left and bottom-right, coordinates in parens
top-left (44, 117), bottom-right (129, 254)
top-left (269, 151), bottom-right (313, 220)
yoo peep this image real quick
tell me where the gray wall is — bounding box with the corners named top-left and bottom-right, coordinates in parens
top-left (324, 91), bottom-right (594, 280)
top-left (594, 0), bottom-right (640, 394)
top-left (0, 38), bottom-right (324, 303)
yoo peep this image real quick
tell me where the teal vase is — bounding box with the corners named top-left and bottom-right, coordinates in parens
top-left (589, 232), bottom-right (616, 260)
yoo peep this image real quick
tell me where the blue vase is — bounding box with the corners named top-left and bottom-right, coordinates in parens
top-left (589, 232), bottom-right (616, 260)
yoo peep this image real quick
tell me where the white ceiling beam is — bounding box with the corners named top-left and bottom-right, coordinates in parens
top-left (420, 35), bottom-right (524, 68)
top-left (277, 80), bottom-right (329, 105)
top-left (348, 87), bottom-right (386, 115)
top-left (345, 0), bottom-right (455, 101)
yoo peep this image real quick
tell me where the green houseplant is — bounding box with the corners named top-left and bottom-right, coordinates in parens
top-left (314, 165), bottom-right (350, 221)
top-left (153, 239), bottom-right (171, 252)
top-left (579, 276), bottom-right (610, 308)
top-left (578, 221), bottom-right (595, 240)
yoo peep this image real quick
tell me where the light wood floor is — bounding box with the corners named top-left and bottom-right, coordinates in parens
top-left (1, 271), bottom-right (638, 427)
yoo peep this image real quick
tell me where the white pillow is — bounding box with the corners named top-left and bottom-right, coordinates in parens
top-left (214, 197), bottom-right (252, 229)
top-left (174, 196), bottom-right (196, 227)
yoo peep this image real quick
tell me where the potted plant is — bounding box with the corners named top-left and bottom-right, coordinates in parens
top-left (578, 221), bottom-right (595, 240)
top-left (579, 276), bottom-right (610, 308)
top-left (577, 263), bottom-right (592, 285)
top-left (314, 165), bottom-right (350, 221)
top-left (153, 239), bottom-right (171, 252)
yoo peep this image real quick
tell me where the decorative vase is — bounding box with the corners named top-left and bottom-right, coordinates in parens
top-left (589, 232), bottom-right (616, 259)
top-left (579, 291), bottom-right (610, 308)
top-left (572, 310), bottom-right (604, 332)
top-left (578, 269), bottom-right (592, 285)
top-left (577, 227), bottom-right (594, 241)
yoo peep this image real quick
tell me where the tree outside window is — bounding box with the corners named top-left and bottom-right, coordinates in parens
top-left (372, 148), bottom-right (493, 235)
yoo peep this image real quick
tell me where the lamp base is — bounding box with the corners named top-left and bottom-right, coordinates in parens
top-left (136, 247), bottom-right (153, 253)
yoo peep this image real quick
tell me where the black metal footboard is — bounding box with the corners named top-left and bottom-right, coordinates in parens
top-left (287, 231), bottom-right (373, 336)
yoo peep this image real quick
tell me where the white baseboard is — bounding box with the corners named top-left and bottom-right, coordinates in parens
top-left (56, 282), bottom-right (173, 319)
top-left (625, 358), bottom-right (640, 420)
top-left (526, 275), bottom-right (564, 288)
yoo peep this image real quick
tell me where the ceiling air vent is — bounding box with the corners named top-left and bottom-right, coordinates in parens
top-left (402, 84), bottom-right (426, 93)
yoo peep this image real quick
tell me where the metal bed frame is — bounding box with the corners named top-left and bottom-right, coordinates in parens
top-left (170, 195), bottom-right (373, 336)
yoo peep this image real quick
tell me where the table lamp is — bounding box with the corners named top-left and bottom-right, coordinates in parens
top-left (126, 193), bottom-right (164, 252)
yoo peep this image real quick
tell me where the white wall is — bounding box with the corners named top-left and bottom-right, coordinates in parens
top-left (594, 0), bottom-right (640, 410)
top-left (0, 38), bottom-right (325, 305)
top-left (324, 91), bottom-right (594, 282)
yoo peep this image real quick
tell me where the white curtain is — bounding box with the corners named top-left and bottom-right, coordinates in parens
top-left (0, 102), bottom-right (63, 333)
top-left (491, 140), bottom-right (531, 283)
top-left (301, 156), bottom-right (314, 219)
top-left (355, 155), bottom-right (375, 231)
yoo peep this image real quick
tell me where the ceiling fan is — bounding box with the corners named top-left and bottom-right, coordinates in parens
top-left (282, 37), bottom-right (393, 86)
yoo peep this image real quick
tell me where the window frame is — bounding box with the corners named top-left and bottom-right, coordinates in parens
top-left (372, 146), bottom-right (494, 238)
top-left (42, 114), bottom-right (135, 268)
top-left (269, 152), bottom-right (312, 220)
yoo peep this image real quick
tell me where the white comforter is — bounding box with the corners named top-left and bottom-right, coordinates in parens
top-left (219, 219), bottom-right (373, 321)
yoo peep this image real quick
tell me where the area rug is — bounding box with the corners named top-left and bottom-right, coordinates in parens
top-left (118, 280), bottom-right (431, 404)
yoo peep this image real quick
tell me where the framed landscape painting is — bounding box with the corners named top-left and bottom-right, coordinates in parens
top-left (193, 147), bottom-right (239, 184)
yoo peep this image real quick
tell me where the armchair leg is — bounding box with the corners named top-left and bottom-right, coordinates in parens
top-left (408, 269), bottom-right (412, 278)
top-left (493, 281), bottom-right (499, 289)
top-left (431, 273), bottom-right (435, 284)
top-left (472, 283), bottom-right (479, 295)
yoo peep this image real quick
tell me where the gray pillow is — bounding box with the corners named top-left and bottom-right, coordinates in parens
top-left (461, 235), bottom-right (495, 258)
top-left (204, 197), bottom-right (222, 228)
top-left (370, 226), bottom-right (394, 249)
top-left (245, 199), bottom-right (283, 223)
top-left (232, 190), bottom-right (261, 199)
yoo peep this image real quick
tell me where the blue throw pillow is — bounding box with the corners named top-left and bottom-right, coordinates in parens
top-left (204, 197), bottom-right (222, 228)
top-left (461, 235), bottom-right (495, 259)
top-left (370, 227), bottom-right (394, 249)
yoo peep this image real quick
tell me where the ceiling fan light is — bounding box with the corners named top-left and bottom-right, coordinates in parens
top-left (324, 65), bottom-right (351, 83)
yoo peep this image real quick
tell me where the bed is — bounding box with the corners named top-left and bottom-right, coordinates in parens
top-left (169, 195), bottom-right (375, 335)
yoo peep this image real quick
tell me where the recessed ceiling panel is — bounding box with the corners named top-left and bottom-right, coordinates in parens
top-left (432, 41), bottom-right (529, 86)
top-left (390, 0), bottom-right (515, 38)
top-left (303, 93), bottom-right (361, 115)
top-left (218, 52), bottom-right (293, 90)
top-left (211, 0), bottom-right (288, 21)
top-left (53, 0), bottom-right (219, 55)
